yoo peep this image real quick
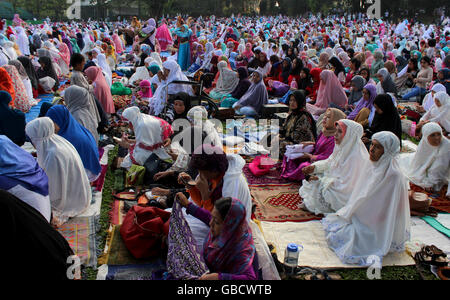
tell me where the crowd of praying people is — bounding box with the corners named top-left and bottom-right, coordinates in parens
top-left (0, 12), bottom-right (449, 280)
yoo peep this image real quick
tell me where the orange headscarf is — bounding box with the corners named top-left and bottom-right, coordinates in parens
top-left (0, 67), bottom-right (15, 106)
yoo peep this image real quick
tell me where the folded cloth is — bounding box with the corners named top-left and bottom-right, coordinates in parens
top-left (285, 144), bottom-right (314, 162)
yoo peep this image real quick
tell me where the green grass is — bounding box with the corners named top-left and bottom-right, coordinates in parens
top-left (82, 146), bottom-right (118, 280)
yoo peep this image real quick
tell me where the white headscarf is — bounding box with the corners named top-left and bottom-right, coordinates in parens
top-left (323, 131), bottom-right (410, 266)
top-left (408, 122), bottom-right (450, 191)
top-left (421, 91), bottom-right (450, 132)
top-left (150, 52), bottom-right (163, 69)
top-left (211, 60), bottom-right (239, 94)
top-left (422, 84), bottom-right (447, 112)
top-left (300, 120), bottom-right (370, 214)
top-left (186, 106), bottom-right (222, 147)
top-left (25, 117), bottom-right (91, 225)
top-left (121, 106), bottom-right (171, 165)
top-left (96, 53), bottom-right (112, 87)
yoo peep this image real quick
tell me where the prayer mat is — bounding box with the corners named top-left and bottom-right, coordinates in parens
top-left (410, 183), bottom-right (450, 213)
top-left (261, 221), bottom-right (415, 269)
top-left (99, 225), bottom-right (163, 266)
top-left (251, 184), bottom-right (323, 223)
top-left (57, 216), bottom-right (97, 267)
top-left (243, 163), bottom-right (291, 186)
top-left (167, 200), bottom-right (209, 280)
top-left (409, 217), bottom-right (450, 254)
top-left (421, 214), bottom-right (450, 238)
top-left (109, 200), bottom-right (126, 226)
top-left (104, 261), bottom-right (167, 280)
top-left (25, 93), bottom-right (54, 123)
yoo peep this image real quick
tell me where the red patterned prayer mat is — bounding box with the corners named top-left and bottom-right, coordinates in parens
top-left (109, 200), bottom-right (126, 226)
top-left (251, 184), bottom-right (323, 223)
top-left (410, 183), bottom-right (450, 213)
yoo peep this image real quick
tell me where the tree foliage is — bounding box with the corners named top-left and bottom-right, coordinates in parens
top-left (5, 0), bottom-right (449, 22)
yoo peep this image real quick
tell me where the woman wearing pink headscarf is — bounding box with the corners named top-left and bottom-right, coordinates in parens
top-left (365, 51), bottom-right (374, 68)
top-left (85, 66), bottom-right (115, 114)
top-left (58, 42), bottom-right (71, 69)
top-left (242, 43), bottom-right (254, 61)
top-left (306, 70), bottom-right (348, 117)
top-left (155, 19), bottom-right (173, 52)
top-left (112, 32), bottom-right (124, 54)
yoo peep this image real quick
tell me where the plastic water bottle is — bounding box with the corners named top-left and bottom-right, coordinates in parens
top-left (290, 78), bottom-right (298, 89)
top-left (284, 243), bottom-right (303, 275)
top-left (410, 121), bottom-right (416, 137)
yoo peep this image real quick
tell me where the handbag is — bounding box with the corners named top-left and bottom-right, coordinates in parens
top-left (120, 205), bottom-right (171, 259)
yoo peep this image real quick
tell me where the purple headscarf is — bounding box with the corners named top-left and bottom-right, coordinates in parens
top-left (203, 198), bottom-right (256, 275)
top-left (347, 83), bottom-right (377, 120)
top-left (236, 70), bottom-right (268, 113)
top-left (230, 67), bottom-right (251, 99)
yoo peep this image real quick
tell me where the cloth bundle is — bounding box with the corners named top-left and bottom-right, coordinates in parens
top-left (285, 144), bottom-right (314, 162)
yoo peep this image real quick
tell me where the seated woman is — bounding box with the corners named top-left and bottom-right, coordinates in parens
top-left (18, 56), bottom-right (39, 98)
top-left (396, 58), bottom-right (419, 96)
top-left (417, 91), bottom-right (450, 135)
top-left (46, 105), bottom-right (101, 182)
top-left (149, 59), bottom-right (194, 117)
top-left (418, 84), bottom-right (446, 113)
top-left (281, 108), bottom-right (346, 182)
top-left (266, 58), bottom-right (293, 97)
top-left (401, 56), bottom-right (433, 102)
top-left (370, 50), bottom-right (385, 78)
top-left (119, 106), bottom-right (173, 169)
top-left (376, 68), bottom-right (398, 95)
top-left (0, 135), bottom-right (51, 222)
top-left (322, 131), bottom-right (410, 266)
top-left (306, 70), bottom-right (348, 118)
top-left (175, 196), bottom-right (257, 280)
top-left (36, 56), bottom-right (60, 92)
top-left (359, 67), bottom-right (376, 86)
top-left (0, 190), bottom-right (74, 280)
top-left (300, 120), bottom-right (370, 215)
top-left (329, 56), bottom-right (346, 86)
top-left (362, 94), bottom-right (403, 147)
top-left (220, 67), bottom-right (251, 108)
top-left (25, 117), bottom-right (91, 227)
top-left (278, 91), bottom-right (317, 158)
top-left (85, 65), bottom-right (115, 115)
top-left (8, 60), bottom-right (38, 108)
top-left (186, 106), bottom-right (222, 148)
top-left (346, 75), bottom-right (366, 112)
top-left (407, 122), bottom-right (450, 193)
top-left (232, 70), bottom-right (268, 117)
top-left (64, 85), bottom-right (101, 144)
top-left (0, 91), bottom-right (26, 146)
top-left (347, 83), bottom-right (377, 128)
top-left (3, 64), bottom-right (32, 113)
top-left (165, 91), bottom-right (191, 124)
top-left (209, 61), bottom-right (239, 101)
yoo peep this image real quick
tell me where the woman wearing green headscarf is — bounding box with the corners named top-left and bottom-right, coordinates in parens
top-left (70, 38), bottom-right (81, 54)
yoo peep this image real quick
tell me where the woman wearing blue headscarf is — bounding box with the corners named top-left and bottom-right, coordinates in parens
top-left (46, 105), bottom-right (101, 182)
top-left (174, 24), bottom-right (192, 71)
top-left (0, 135), bottom-right (51, 222)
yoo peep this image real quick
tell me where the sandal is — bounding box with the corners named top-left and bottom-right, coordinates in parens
top-left (437, 266), bottom-right (450, 280)
top-left (304, 269), bottom-right (341, 280)
top-left (415, 245), bottom-right (449, 267)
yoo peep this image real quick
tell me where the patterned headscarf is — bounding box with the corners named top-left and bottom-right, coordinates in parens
top-left (203, 198), bottom-right (255, 275)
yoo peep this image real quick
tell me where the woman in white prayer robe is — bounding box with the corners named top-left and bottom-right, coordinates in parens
top-left (300, 119), bottom-right (370, 215)
top-left (25, 117), bottom-right (91, 227)
top-left (407, 122), bottom-right (450, 192)
top-left (322, 131), bottom-right (411, 266)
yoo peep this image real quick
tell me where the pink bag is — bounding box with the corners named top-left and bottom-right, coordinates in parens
top-left (249, 155), bottom-right (276, 177)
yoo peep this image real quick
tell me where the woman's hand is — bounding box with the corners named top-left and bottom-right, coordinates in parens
top-left (154, 171), bottom-right (173, 182)
top-left (199, 273), bottom-right (219, 280)
top-left (151, 187), bottom-right (170, 197)
top-left (302, 165), bottom-right (315, 175)
top-left (300, 141), bottom-right (316, 146)
top-left (361, 137), bottom-right (371, 144)
top-left (163, 138), bottom-right (171, 148)
top-left (176, 192), bottom-right (190, 208)
top-left (178, 172), bottom-right (193, 186)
